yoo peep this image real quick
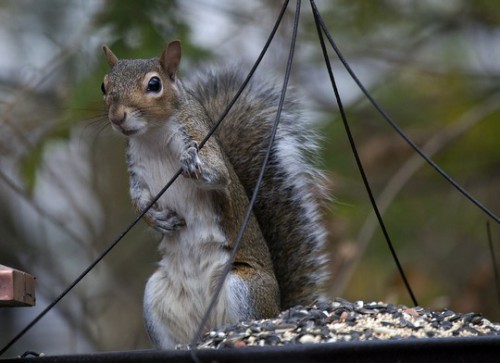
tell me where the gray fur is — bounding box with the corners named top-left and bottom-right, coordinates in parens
top-left (184, 68), bottom-right (329, 309)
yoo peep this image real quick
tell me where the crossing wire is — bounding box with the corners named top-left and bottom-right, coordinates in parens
top-left (311, 0), bottom-right (418, 307)
top-left (309, 0), bottom-right (499, 225)
top-left (190, 0), bottom-right (299, 358)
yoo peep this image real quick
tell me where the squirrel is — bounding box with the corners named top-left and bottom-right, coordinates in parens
top-left (101, 40), bottom-right (329, 348)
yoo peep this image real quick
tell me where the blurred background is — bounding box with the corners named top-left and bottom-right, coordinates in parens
top-left (0, 0), bottom-right (498, 356)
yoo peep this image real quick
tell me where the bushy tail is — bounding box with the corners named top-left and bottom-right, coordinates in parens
top-left (186, 68), bottom-right (329, 309)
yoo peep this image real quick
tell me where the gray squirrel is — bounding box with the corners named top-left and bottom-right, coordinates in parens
top-left (101, 40), bottom-right (328, 348)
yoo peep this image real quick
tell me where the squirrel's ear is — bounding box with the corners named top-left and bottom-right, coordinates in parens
top-left (102, 45), bottom-right (118, 68)
top-left (160, 40), bottom-right (181, 81)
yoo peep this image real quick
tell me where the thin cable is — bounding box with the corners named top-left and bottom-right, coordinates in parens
top-left (309, 0), bottom-right (498, 224)
top-left (311, 1), bottom-right (418, 307)
top-left (0, 169), bottom-right (181, 357)
top-left (190, 0), bottom-right (300, 358)
top-left (198, 0), bottom-right (290, 149)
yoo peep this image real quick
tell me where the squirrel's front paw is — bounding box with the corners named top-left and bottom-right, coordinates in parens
top-left (146, 207), bottom-right (186, 233)
top-left (180, 141), bottom-right (203, 179)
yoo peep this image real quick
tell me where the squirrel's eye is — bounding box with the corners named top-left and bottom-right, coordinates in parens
top-left (147, 76), bottom-right (162, 93)
top-left (100, 82), bottom-right (106, 95)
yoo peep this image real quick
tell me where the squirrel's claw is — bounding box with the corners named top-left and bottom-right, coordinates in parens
top-left (180, 142), bottom-right (203, 180)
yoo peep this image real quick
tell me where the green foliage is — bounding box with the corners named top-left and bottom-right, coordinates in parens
top-left (94, 0), bottom-right (211, 59)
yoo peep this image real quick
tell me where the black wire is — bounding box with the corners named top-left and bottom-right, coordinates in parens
top-left (198, 0), bottom-right (290, 150)
top-left (310, 1), bottom-right (419, 307)
top-left (190, 0), bottom-right (300, 359)
top-left (0, 169), bottom-right (182, 357)
top-left (309, 0), bottom-right (499, 225)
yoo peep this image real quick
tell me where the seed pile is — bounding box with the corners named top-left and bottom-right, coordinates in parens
top-left (184, 298), bottom-right (500, 349)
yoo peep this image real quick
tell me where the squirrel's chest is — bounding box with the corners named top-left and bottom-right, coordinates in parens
top-left (126, 138), bottom-right (225, 243)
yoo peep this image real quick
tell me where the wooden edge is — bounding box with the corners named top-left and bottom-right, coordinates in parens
top-left (0, 264), bottom-right (36, 307)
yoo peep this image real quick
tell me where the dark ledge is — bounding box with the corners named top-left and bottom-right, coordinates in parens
top-left (2, 336), bottom-right (500, 363)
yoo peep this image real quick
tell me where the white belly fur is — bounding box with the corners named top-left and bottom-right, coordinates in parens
top-left (128, 128), bottom-right (244, 347)
top-left (143, 242), bottom-right (246, 348)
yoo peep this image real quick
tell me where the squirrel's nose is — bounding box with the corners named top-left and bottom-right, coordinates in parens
top-left (109, 111), bottom-right (127, 126)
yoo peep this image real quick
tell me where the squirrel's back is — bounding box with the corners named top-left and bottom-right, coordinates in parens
top-left (185, 68), bottom-right (329, 309)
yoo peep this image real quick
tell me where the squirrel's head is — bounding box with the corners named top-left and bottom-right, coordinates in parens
top-left (101, 40), bottom-right (182, 137)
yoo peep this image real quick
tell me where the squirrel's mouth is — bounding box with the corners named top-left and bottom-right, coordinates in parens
top-left (113, 124), bottom-right (139, 136)
top-left (122, 128), bottom-right (139, 136)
